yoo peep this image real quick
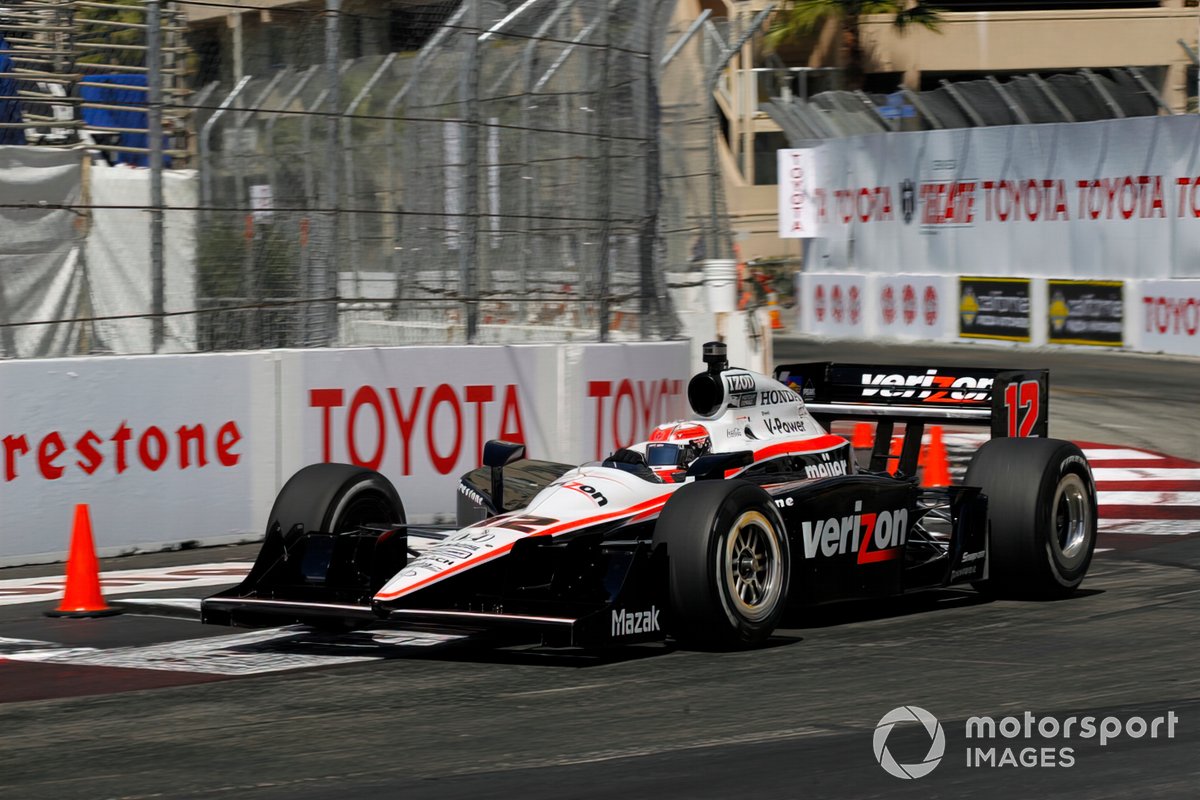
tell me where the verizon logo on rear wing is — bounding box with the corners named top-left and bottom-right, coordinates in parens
top-left (774, 362), bottom-right (1048, 438)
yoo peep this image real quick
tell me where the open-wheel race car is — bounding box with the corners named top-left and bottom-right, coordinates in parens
top-left (202, 342), bottom-right (1098, 649)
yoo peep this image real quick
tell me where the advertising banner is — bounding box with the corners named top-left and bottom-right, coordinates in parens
top-left (958, 277), bottom-right (1031, 342)
top-left (778, 148), bottom-right (819, 238)
top-left (873, 274), bottom-right (953, 341)
top-left (1047, 280), bottom-right (1124, 346)
top-left (0, 352), bottom-right (274, 563)
top-left (0, 343), bottom-right (691, 564)
top-left (572, 343), bottom-right (689, 463)
top-left (799, 272), bottom-right (869, 338)
top-left (278, 343), bottom-right (690, 524)
top-left (1136, 279), bottom-right (1200, 356)
top-left (800, 115), bottom-right (1200, 279)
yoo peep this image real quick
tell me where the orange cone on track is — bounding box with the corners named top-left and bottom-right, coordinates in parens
top-left (888, 436), bottom-right (903, 475)
top-left (45, 504), bottom-right (120, 618)
top-left (922, 426), bottom-right (952, 488)
top-left (851, 423), bottom-right (873, 449)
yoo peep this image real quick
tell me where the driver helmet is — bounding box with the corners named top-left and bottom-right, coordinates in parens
top-left (645, 423), bottom-right (711, 480)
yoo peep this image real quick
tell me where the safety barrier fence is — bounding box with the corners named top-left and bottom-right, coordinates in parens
top-left (795, 272), bottom-right (1200, 358)
top-left (0, 340), bottom-right (689, 565)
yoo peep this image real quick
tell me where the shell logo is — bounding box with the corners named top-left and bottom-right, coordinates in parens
top-left (960, 287), bottom-right (979, 327)
top-left (1049, 292), bottom-right (1070, 332)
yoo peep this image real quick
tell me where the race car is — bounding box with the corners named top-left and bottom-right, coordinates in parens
top-left (202, 342), bottom-right (1098, 649)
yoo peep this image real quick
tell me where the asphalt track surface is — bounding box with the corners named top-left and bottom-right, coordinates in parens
top-left (1, 338), bottom-right (1198, 800)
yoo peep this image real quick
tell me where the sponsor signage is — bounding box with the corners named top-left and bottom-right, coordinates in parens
top-left (800, 272), bottom-right (868, 338)
top-left (875, 274), bottom-right (951, 339)
top-left (778, 148), bottom-right (819, 238)
top-left (0, 343), bottom-right (690, 563)
top-left (1137, 279), bottom-right (1200, 356)
top-left (800, 115), bottom-right (1200, 279)
top-left (959, 277), bottom-right (1031, 342)
top-left (1047, 280), bottom-right (1124, 347)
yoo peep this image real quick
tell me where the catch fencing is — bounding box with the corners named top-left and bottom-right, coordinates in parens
top-left (0, 0), bottom-right (747, 357)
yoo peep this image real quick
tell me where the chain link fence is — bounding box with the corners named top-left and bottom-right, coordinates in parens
top-left (1, 0), bottom-right (733, 357)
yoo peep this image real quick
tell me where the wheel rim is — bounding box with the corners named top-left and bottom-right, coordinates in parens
top-left (1051, 473), bottom-right (1091, 569)
top-left (332, 492), bottom-right (397, 534)
top-left (721, 510), bottom-right (784, 623)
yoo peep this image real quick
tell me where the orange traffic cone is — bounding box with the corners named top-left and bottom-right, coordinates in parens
top-left (888, 436), bottom-right (903, 475)
top-left (45, 504), bottom-right (119, 618)
top-left (922, 426), bottom-right (952, 488)
top-left (851, 423), bottom-right (873, 449)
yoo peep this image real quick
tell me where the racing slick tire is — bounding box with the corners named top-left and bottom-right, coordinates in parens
top-left (656, 480), bottom-right (790, 649)
top-left (965, 438), bottom-right (1097, 599)
top-left (269, 463), bottom-right (406, 538)
top-left (269, 464), bottom-right (406, 631)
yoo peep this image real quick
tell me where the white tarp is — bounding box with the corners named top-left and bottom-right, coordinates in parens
top-left (799, 116), bottom-right (1200, 278)
top-left (85, 162), bottom-right (198, 352)
top-left (0, 146), bottom-right (85, 358)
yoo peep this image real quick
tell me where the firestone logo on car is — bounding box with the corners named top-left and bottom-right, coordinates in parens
top-left (801, 502), bottom-right (908, 563)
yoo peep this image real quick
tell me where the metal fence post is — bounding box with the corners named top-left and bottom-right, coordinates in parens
top-left (596, 3), bottom-right (611, 342)
top-left (639, 2), bottom-right (660, 340)
top-left (147, 0), bottom-right (165, 352)
top-left (318, 0), bottom-right (341, 346)
top-left (460, 0), bottom-right (481, 343)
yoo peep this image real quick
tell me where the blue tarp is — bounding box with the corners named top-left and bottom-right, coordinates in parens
top-left (0, 38), bottom-right (25, 145)
top-left (80, 73), bottom-right (169, 166)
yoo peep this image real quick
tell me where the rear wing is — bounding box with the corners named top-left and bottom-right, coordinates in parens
top-left (774, 362), bottom-right (1048, 474)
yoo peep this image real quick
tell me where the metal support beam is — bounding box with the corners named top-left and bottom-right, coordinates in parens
top-left (1029, 74), bottom-right (1075, 123)
top-left (1081, 68), bottom-right (1124, 119)
top-left (316, 0), bottom-right (341, 347)
top-left (147, 0), bottom-right (164, 352)
top-left (704, 3), bottom-right (775, 260)
top-left (661, 9), bottom-right (710, 68)
top-left (940, 78), bottom-right (987, 127)
top-left (199, 77), bottom-right (251, 216)
top-left (459, 0), bottom-right (481, 343)
top-left (987, 75), bottom-right (1031, 125)
top-left (902, 87), bottom-right (944, 129)
top-left (1124, 66), bottom-right (1174, 115)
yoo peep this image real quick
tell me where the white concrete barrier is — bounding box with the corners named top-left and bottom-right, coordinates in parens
top-left (0, 342), bottom-right (690, 565)
top-left (793, 271), bottom-right (1200, 359)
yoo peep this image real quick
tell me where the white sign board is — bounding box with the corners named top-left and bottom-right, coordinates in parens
top-left (0, 352), bottom-right (274, 562)
top-left (799, 272), bottom-right (869, 338)
top-left (872, 274), bottom-right (954, 341)
top-left (778, 148), bottom-right (819, 238)
top-left (1135, 279), bottom-right (1200, 356)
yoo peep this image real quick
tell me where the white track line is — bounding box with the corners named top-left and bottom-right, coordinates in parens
top-left (1083, 449), bottom-right (1164, 461)
top-left (1099, 520), bottom-right (1200, 536)
top-left (1098, 491), bottom-right (1200, 505)
top-left (1091, 468), bottom-right (1200, 481)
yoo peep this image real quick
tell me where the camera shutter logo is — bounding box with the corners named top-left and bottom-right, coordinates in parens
top-left (873, 705), bottom-right (945, 779)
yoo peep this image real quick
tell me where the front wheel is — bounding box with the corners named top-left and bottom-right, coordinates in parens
top-left (656, 481), bottom-right (790, 649)
top-left (966, 438), bottom-right (1097, 599)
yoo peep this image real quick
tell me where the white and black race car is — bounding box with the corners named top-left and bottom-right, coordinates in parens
top-left (202, 342), bottom-right (1098, 649)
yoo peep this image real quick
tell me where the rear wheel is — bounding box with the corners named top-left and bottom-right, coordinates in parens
top-left (966, 438), bottom-right (1097, 599)
top-left (656, 481), bottom-right (790, 648)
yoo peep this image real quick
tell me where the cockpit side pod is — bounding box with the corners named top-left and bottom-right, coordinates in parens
top-left (769, 475), bottom-right (920, 605)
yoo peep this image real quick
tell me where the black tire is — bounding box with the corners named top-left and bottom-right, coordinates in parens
top-left (656, 480), bottom-right (790, 648)
top-left (965, 438), bottom-right (1097, 599)
top-left (269, 463), bottom-right (405, 538)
